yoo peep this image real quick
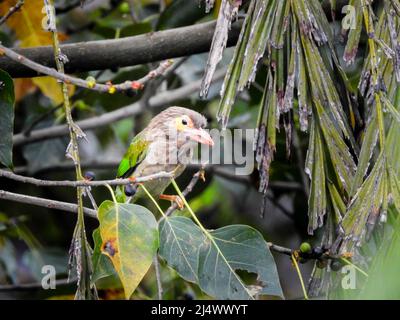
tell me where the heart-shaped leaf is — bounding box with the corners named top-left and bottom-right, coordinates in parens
top-left (97, 201), bottom-right (159, 299)
top-left (0, 69), bottom-right (14, 168)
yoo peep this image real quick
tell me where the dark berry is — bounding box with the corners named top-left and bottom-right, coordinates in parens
top-left (182, 292), bottom-right (194, 300)
top-left (124, 184), bottom-right (137, 197)
top-left (312, 246), bottom-right (324, 256)
top-left (330, 260), bottom-right (343, 272)
top-left (84, 171), bottom-right (95, 181)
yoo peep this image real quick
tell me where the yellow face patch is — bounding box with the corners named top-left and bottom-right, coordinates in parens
top-left (175, 115), bottom-right (193, 131)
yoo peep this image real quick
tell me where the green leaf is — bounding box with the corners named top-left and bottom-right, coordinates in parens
top-left (159, 216), bottom-right (206, 283)
top-left (0, 69), bottom-right (14, 168)
top-left (92, 228), bottom-right (118, 284)
top-left (306, 120), bottom-right (327, 234)
top-left (216, 0), bottom-right (254, 129)
top-left (198, 225), bottom-right (283, 300)
top-left (343, 0), bottom-right (363, 65)
top-left (97, 201), bottom-right (159, 299)
top-left (359, 213), bottom-right (400, 299)
top-left (339, 154), bottom-right (386, 252)
top-left (160, 217), bottom-right (283, 300)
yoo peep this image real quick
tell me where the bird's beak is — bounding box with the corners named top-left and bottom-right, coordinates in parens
top-left (188, 128), bottom-right (214, 146)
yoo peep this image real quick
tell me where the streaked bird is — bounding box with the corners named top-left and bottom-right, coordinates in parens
top-left (116, 106), bottom-right (214, 206)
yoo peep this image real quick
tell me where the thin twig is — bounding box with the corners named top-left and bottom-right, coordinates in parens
top-left (11, 162), bottom-right (304, 192)
top-left (12, 68), bottom-right (227, 146)
top-left (0, 189), bottom-right (96, 218)
top-left (267, 242), bottom-right (293, 256)
top-left (164, 169), bottom-right (205, 217)
top-left (0, 0), bottom-right (24, 26)
top-left (0, 169), bottom-right (174, 188)
top-left (0, 43), bottom-right (173, 94)
top-left (153, 255), bottom-right (163, 300)
top-left (341, 257), bottom-right (369, 277)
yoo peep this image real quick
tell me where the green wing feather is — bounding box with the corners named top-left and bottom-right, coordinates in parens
top-left (116, 133), bottom-right (149, 203)
top-left (117, 133), bottom-right (149, 178)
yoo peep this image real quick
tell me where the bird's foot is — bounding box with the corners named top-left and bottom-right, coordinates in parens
top-left (159, 194), bottom-right (184, 210)
top-left (199, 170), bottom-right (206, 182)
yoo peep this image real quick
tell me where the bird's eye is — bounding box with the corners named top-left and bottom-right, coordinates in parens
top-left (181, 118), bottom-right (188, 125)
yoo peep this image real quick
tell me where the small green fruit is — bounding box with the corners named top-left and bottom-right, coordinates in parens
top-left (300, 242), bottom-right (312, 254)
top-left (119, 2), bottom-right (130, 14)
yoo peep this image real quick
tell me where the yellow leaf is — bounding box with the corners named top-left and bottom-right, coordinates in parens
top-left (98, 201), bottom-right (159, 299)
top-left (32, 77), bottom-right (75, 105)
top-left (0, 0), bottom-right (75, 104)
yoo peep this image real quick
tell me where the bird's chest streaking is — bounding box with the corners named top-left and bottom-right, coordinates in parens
top-left (132, 137), bottom-right (197, 199)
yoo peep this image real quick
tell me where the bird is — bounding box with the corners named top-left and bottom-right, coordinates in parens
top-left (116, 106), bottom-right (214, 206)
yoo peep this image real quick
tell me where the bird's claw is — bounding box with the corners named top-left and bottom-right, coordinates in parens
top-left (159, 194), bottom-right (185, 210)
top-left (199, 170), bottom-right (206, 182)
top-left (175, 196), bottom-right (184, 210)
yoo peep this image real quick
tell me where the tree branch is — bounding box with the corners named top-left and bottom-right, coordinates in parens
top-left (0, 189), bottom-right (96, 218)
top-left (0, 43), bottom-right (173, 93)
top-left (0, 169), bottom-right (174, 187)
top-left (0, 20), bottom-right (242, 78)
top-left (0, 0), bottom-right (24, 26)
top-left (13, 68), bottom-right (226, 146)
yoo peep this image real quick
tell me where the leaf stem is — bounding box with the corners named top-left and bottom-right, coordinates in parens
top-left (340, 257), bottom-right (369, 278)
top-left (104, 184), bottom-right (117, 204)
top-left (139, 184), bottom-right (167, 218)
top-left (170, 179), bottom-right (209, 237)
top-left (291, 254), bottom-right (309, 300)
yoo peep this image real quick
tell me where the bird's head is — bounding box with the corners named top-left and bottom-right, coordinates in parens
top-left (147, 106), bottom-right (214, 147)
